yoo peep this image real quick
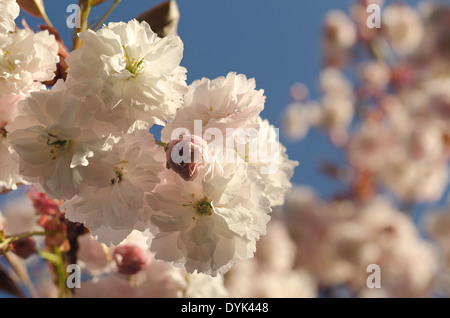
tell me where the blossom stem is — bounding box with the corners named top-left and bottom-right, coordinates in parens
top-left (73, 0), bottom-right (93, 50)
top-left (38, 247), bottom-right (69, 298)
top-left (10, 230), bottom-right (55, 241)
top-left (31, 0), bottom-right (54, 28)
top-left (155, 140), bottom-right (168, 148)
top-left (0, 230), bottom-right (56, 255)
top-left (54, 246), bottom-right (68, 298)
top-left (93, 0), bottom-right (122, 31)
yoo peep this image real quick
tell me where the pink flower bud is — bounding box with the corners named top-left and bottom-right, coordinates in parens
top-left (113, 245), bottom-right (151, 275)
top-left (166, 135), bottom-right (208, 181)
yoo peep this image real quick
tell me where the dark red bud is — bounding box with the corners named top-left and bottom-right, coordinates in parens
top-left (166, 135), bottom-right (208, 181)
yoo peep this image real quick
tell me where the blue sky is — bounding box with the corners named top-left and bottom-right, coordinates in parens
top-left (16, 0), bottom-right (435, 204)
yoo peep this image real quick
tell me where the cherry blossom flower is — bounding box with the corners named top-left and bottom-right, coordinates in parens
top-left (0, 93), bottom-right (25, 189)
top-left (0, 29), bottom-right (59, 96)
top-left (7, 80), bottom-right (113, 200)
top-left (63, 130), bottom-right (165, 246)
top-left (74, 230), bottom-right (227, 298)
top-left (283, 187), bottom-right (438, 297)
top-left (0, 0), bottom-right (19, 34)
top-left (183, 272), bottom-right (228, 297)
top-left (282, 101), bottom-right (314, 142)
top-left (65, 19), bottom-right (187, 131)
top-left (224, 219), bottom-right (318, 298)
top-left (322, 10), bottom-right (357, 67)
top-left (382, 3), bottom-right (424, 56)
top-left (74, 231), bottom-right (186, 298)
top-left (161, 72), bottom-right (265, 142)
top-left (237, 116), bottom-right (298, 207)
top-left (147, 159), bottom-right (271, 276)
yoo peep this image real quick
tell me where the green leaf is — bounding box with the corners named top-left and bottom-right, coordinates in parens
top-left (136, 0), bottom-right (180, 37)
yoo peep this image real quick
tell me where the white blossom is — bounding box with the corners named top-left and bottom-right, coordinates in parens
top-left (378, 155), bottom-right (449, 203)
top-left (282, 101), bottom-right (313, 141)
top-left (74, 231), bottom-right (187, 298)
top-left (7, 80), bottom-right (113, 200)
top-left (63, 130), bottom-right (165, 246)
top-left (183, 273), bottom-right (228, 298)
top-left (161, 72), bottom-right (265, 142)
top-left (322, 10), bottom-right (357, 67)
top-left (382, 4), bottom-right (424, 56)
top-left (147, 158), bottom-right (271, 276)
top-left (0, 0), bottom-right (19, 34)
top-left (75, 230), bottom-right (228, 298)
top-left (65, 19), bottom-right (187, 131)
top-left (0, 29), bottom-right (59, 96)
top-left (323, 10), bottom-right (357, 49)
top-left (319, 68), bottom-right (354, 98)
top-left (0, 93), bottom-right (25, 189)
top-left (284, 188), bottom-right (438, 296)
top-left (160, 72), bottom-right (295, 207)
top-left (224, 219), bottom-right (318, 298)
top-left (238, 116), bottom-right (298, 207)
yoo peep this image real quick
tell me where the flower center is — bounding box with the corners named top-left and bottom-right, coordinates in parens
top-left (1, 122), bottom-right (7, 138)
top-left (47, 133), bottom-right (72, 160)
top-left (123, 46), bottom-right (144, 77)
top-left (183, 196), bottom-right (213, 217)
top-left (194, 199), bottom-right (213, 216)
top-left (111, 160), bottom-right (128, 184)
top-left (183, 197), bottom-right (212, 216)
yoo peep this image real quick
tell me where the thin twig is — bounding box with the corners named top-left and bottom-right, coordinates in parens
top-left (72, 0), bottom-right (93, 50)
top-left (93, 0), bottom-right (122, 31)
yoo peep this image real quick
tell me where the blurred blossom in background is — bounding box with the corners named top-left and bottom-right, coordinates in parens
top-left (1, 0), bottom-right (450, 298)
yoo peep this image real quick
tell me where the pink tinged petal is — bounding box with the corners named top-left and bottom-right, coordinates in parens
top-left (92, 226), bottom-right (133, 247)
top-left (151, 232), bottom-right (185, 263)
top-left (151, 213), bottom-right (193, 232)
top-left (44, 154), bottom-right (84, 199)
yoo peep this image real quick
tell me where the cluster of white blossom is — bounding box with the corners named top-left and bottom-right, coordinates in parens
top-left (282, 1), bottom-right (450, 205)
top-left (283, 187), bottom-right (437, 298)
top-left (73, 230), bottom-right (228, 298)
top-left (0, 0), bottom-right (298, 279)
top-left (0, 0), bottom-right (59, 190)
top-left (224, 216), bottom-right (318, 298)
top-left (4, 0), bottom-right (450, 299)
top-left (279, 0), bottom-right (450, 298)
